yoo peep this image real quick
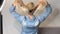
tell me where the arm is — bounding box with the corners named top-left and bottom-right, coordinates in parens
top-left (37, 4), bottom-right (52, 22)
top-left (31, 4), bottom-right (39, 12)
top-left (9, 5), bottom-right (24, 23)
top-left (32, 0), bottom-right (47, 13)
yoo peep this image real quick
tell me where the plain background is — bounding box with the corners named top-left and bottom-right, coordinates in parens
top-left (1, 0), bottom-right (60, 34)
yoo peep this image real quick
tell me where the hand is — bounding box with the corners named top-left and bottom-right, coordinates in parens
top-left (13, 0), bottom-right (25, 7)
top-left (39, 0), bottom-right (47, 6)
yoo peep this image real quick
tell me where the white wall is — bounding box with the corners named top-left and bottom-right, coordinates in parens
top-left (2, 0), bottom-right (60, 34)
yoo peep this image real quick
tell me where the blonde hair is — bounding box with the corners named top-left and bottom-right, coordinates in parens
top-left (26, 2), bottom-right (35, 10)
top-left (26, 2), bottom-right (35, 15)
top-left (13, 0), bottom-right (48, 15)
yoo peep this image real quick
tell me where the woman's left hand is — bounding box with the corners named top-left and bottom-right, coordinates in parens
top-left (38, 0), bottom-right (47, 6)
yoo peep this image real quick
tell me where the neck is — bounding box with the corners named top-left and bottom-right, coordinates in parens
top-left (28, 14), bottom-right (33, 20)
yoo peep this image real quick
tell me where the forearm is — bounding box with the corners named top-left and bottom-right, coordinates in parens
top-left (32, 4), bottom-right (39, 12)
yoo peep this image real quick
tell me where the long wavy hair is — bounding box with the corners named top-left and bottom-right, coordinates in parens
top-left (13, 0), bottom-right (48, 15)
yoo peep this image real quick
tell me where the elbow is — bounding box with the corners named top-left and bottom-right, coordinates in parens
top-left (9, 5), bottom-right (15, 12)
top-left (9, 7), bottom-right (13, 12)
top-left (47, 4), bottom-right (52, 14)
top-left (49, 4), bottom-right (52, 13)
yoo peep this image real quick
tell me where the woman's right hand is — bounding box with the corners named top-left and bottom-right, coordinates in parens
top-left (13, 0), bottom-right (25, 7)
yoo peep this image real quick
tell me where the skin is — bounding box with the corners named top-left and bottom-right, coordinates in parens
top-left (13, 0), bottom-right (48, 20)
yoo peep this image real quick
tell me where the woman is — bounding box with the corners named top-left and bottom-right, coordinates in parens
top-left (9, 0), bottom-right (52, 34)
